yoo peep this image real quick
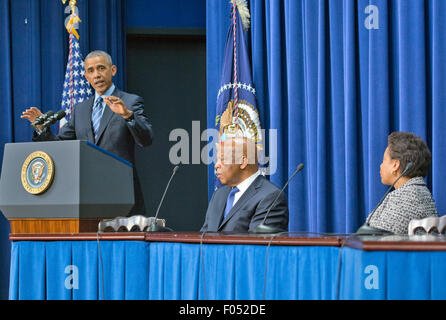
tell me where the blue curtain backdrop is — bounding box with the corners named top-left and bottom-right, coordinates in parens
top-left (0, 0), bottom-right (126, 299)
top-left (207, 0), bottom-right (446, 233)
top-left (0, 0), bottom-right (13, 302)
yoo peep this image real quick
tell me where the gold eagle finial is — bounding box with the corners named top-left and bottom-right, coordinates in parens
top-left (231, 0), bottom-right (251, 31)
top-left (62, 0), bottom-right (77, 12)
top-left (62, 0), bottom-right (81, 39)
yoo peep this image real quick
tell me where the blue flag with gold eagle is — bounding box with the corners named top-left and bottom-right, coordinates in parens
top-left (215, 1), bottom-right (263, 189)
top-left (216, 1), bottom-right (261, 142)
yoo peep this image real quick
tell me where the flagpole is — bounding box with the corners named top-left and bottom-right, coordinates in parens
top-left (59, 0), bottom-right (92, 129)
top-left (232, 0), bottom-right (240, 131)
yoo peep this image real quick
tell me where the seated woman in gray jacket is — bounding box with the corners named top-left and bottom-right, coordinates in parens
top-left (363, 131), bottom-right (438, 234)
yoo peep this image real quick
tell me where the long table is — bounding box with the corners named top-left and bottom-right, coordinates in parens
top-left (8, 232), bottom-right (446, 300)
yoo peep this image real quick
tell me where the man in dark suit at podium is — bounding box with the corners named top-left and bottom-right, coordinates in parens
top-left (201, 137), bottom-right (289, 232)
top-left (21, 50), bottom-right (153, 216)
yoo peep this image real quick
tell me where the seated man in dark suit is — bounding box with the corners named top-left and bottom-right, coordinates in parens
top-left (201, 137), bottom-right (289, 232)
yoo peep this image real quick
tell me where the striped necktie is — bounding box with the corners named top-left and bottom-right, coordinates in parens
top-left (91, 97), bottom-right (103, 140)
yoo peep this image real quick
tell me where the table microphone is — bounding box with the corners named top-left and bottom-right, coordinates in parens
top-left (355, 162), bottom-right (414, 235)
top-left (32, 110), bottom-right (54, 128)
top-left (41, 110), bottom-right (66, 129)
top-left (253, 163), bottom-right (304, 234)
top-left (147, 165), bottom-right (179, 232)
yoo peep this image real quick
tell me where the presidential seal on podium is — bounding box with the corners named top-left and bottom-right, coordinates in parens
top-left (21, 151), bottom-right (55, 195)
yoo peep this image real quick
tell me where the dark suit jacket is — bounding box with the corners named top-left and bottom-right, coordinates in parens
top-left (33, 87), bottom-right (153, 163)
top-left (33, 87), bottom-right (153, 215)
top-left (200, 175), bottom-right (289, 232)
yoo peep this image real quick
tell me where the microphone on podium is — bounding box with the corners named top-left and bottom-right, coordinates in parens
top-left (41, 110), bottom-right (66, 129)
top-left (32, 110), bottom-right (54, 129)
top-left (355, 162), bottom-right (414, 235)
top-left (253, 163), bottom-right (304, 234)
top-left (147, 165), bottom-right (179, 232)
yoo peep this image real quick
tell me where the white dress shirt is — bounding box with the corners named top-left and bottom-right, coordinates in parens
top-left (233, 170), bottom-right (261, 205)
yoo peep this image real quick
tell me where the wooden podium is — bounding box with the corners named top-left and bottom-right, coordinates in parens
top-left (8, 218), bottom-right (102, 234)
top-left (0, 141), bottom-right (135, 233)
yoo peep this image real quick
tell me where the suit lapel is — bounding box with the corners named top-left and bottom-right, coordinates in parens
top-left (218, 175), bottom-right (263, 230)
top-left (209, 186), bottom-right (231, 231)
top-left (95, 88), bottom-right (120, 144)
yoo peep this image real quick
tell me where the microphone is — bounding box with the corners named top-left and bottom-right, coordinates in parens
top-left (41, 110), bottom-right (66, 129)
top-left (355, 162), bottom-right (414, 235)
top-left (32, 110), bottom-right (54, 128)
top-left (147, 165), bottom-right (179, 232)
top-left (253, 163), bottom-right (304, 234)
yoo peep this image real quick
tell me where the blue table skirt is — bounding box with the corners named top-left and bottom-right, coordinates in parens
top-left (9, 241), bottom-right (340, 300)
top-left (9, 241), bottom-right (446, 300)
top-left (339, 246), bottom-right (446, 300)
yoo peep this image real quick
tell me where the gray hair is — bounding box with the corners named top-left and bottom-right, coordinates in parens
top-left (85, 50), bottom-right (113, 66)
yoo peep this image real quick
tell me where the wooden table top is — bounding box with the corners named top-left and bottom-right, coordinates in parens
top-left (9, 232), bottom-right (446, 251)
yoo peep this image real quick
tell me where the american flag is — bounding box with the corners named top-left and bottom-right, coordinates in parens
top-left (59, 32), bottom-right (92, 128)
